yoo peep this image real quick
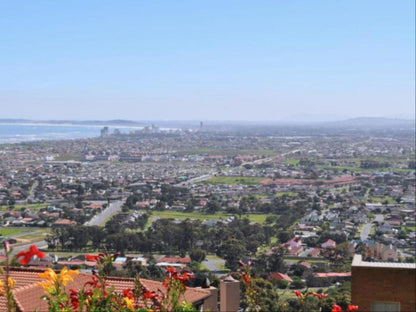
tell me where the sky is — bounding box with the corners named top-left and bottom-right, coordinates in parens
top-left (0, 0), bottom-right (414, 122)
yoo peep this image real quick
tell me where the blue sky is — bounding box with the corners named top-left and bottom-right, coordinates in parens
top-left (0, 0), bottom-right (414, 121)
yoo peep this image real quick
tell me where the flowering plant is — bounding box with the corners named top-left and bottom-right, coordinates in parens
top-left (238, 260), bottom-right (261, 312)
top-left (0, 241), bottom-right (46, 312)
top-left (292, 290), bottom-right (359, 312)
top-left (332, 304), bottom-right (359, 312)
top-left (38, 249), bottom-right (197, 312)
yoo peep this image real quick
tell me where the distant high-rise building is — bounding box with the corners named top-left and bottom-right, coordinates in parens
top-left (100, 126), bottom-right (109, 138)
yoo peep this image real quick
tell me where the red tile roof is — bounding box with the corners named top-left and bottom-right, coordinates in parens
top-left (269, 272), bottom-right (293, 282)
top-left (158, 256), bottom-right (191, 264)
top-left (0, 267), bottom-right (210, 312)
top-left (314, 272), bottom-right (351, 278)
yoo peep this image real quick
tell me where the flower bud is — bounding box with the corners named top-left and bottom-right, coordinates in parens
top-left (3, 241), bottom-right (10, 253)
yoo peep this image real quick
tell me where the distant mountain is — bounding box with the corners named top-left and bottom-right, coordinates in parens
top-left (329, 117), bottom-right (415, 128)
top-left (0, 117), bottom-right (413, 129)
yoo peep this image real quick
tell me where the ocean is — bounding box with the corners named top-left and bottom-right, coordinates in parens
top-left (0, 123), bottom-right (139, 144)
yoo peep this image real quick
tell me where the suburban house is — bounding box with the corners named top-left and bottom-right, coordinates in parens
top-left (0, 267), bottom-right (241, 312)
top-left (321, 239), bottom-right (336, 249)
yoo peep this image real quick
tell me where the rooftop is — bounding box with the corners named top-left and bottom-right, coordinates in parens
top-left (352, 254), bottom-right (416, 269)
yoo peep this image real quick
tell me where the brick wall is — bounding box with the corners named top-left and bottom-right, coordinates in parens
top-left (352, 261), bottom-right (416, 311)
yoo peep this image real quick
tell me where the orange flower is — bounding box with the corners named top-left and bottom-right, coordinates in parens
top-left (7, 277), bottom-right (15, 290)
top-left (58, 267), bottom-right (79, 286)
top-left (16, 245), bottom-right (46, 265)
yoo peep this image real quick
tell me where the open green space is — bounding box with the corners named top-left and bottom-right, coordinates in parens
top-left (0, 227), bottom-right (33, 237)
top-left (283, 159), bottom-right (300, 166)
top-left (322, 165), bottom-right (363, 172)
top-left (365, 197), bottom-right (397, 204)
top-left (146, 211), bottom-right (275, 228)
top-left (0, 203), bottom-right (47, 212)
top-left (185, 148), bottom-right (276, 156)
top-left (275, 192), bottom-right (298, 198)
top-left (55, 153), bottom-right (82, 161)
top-left (401, 226), bottom-right (416, 233)
top-left (204, 176), bottom-right (263, 185)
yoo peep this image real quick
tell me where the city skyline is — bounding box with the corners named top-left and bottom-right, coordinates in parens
top-left (0, 0), bottom-right (414, 121)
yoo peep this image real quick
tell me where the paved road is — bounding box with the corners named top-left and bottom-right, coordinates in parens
top-left (7, 200), bottom-right (124, 254)
top-left (26, 180), bottom-right (39, 202)
top-left (360, 223), bottom-right (373, 241)
top-left (176, 174), bottom-right (214, 187)
top-left (360, 214), bottom-right (384, 241)
top-left (11, 239), bottom-right (48, 253)
top-left (84, 200), bottom-right (124, 226)
top-left (375, 214), bottom-right (384, 223)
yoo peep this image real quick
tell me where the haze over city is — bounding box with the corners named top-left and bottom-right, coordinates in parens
top-left (0, 0), bottom-right (414, 121)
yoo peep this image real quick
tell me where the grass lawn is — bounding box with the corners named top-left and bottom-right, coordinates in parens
top-left (0, 203), bottom-right (47, 212)
top-left (147, 211), bottom-right (275, 227)
top-left (283, 160), bottom-right (300, 166)
top-left (401, 226), bottom-right (416, 232)
top-left (185, 148), bottom-right (276, 156)
top-left (366, 197), bottom-right (397, 204)
top-left (204, 176), bottom-right (263, 185)
top-left (321, 165), bottom-right (363, 172)
top-left (275, 192), bottom-right (298, 198)
top-left (354, 224), bottom-right (364, 239)
top-left (0, 227), bottom-right (32, 237)
top-left (205, 254), bottom-right (224, 261)
top-left (55, 153), bottom-right (82, 161)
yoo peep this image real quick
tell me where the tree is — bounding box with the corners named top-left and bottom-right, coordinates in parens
top-left (190, 249), bottom-right (206, 263)
top-left (216, 237), bottom-right (246, 271)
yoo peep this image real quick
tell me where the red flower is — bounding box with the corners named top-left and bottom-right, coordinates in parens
top-left (165, 266), bottom-right (176, 274)
top-left (312, 292), bottom-right (328, 300)
top-left (15, 245), bottom-right (46, 265)
top-left (241, 272), bottom-right (250, 284)
top-left (85, 254), bottom-right (100, 261)
top-left (69, 289), bottom-right (79, 310)
top-left (144, 290), bottom-right (156, 299)
top-left (85, 275), bottom-right (101, 288)
top-left (347, 305), bottom-right (359, 312)
top-left (293, 290), bottom-right (303, 298)
top-left (332, 304), bottom-right (343, 312)
top-left (123, 288), bottom-right (135, 300)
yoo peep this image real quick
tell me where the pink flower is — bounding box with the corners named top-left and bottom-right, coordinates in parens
top-left (3, 241), bottom-right (10, 253)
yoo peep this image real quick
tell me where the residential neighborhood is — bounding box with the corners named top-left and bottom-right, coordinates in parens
top-left (0, 122), bottom-right (415, 311)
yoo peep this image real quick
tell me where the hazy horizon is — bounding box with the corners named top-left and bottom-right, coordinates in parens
top-left (1, 1), bottom-right (414, 121)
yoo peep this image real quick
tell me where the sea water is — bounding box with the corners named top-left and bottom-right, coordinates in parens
top-left (0, 123), bottom-right (137, 143)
